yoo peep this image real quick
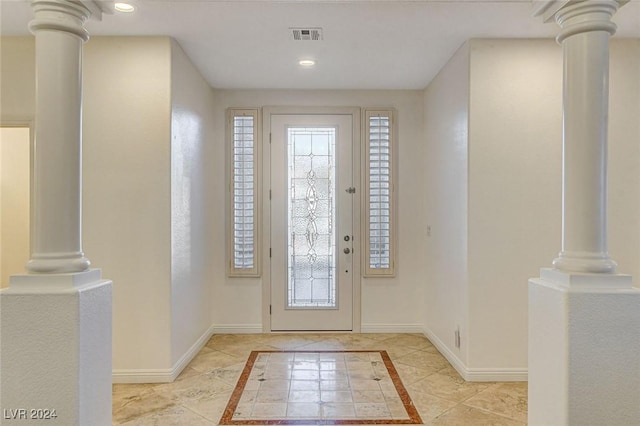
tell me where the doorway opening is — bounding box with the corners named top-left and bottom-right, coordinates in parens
top-left (0, 126), bottom-right (31, 288)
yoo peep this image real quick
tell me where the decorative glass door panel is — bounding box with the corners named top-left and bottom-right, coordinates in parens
top-left (269, 114), bottom-right (354, 331)
top-left (288, 128), bottom-right (336, 308)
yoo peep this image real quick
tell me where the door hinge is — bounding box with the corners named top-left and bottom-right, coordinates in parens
top-left (270, 305), bottom-right (272, 315)
top-left (269, 133), bottom-right (272, 144)
top-left (269, 189), bottom-right (272, 200)
top-left (269, 248), bottom-right (272, 258)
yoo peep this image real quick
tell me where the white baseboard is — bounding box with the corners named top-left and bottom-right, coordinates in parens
top-left (111, 368), bottom-right (175, 384)
top-left (213, 323), bottom-right (423, 334)
top-left (112, 324), bottom-right (216, 384)
top-left (170, 323), bottom-right (217, 380)
top-left (423, 326), bottom-right (527, 382)
top-left (361, 323), bottom-right (425, 333)
top-left (465, 367), bottom-right (528, 382)
top-left (212, 324), bottom-right (263, 334)
top-left (111, 323), bottom-right (526, 383)
top-left (423, 326), bottom-right (470, 379)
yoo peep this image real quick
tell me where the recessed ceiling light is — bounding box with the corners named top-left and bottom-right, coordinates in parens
top-left (299, 59), bottom-right (316, 67)
top-left (114, 2), bottom-right (135, 13)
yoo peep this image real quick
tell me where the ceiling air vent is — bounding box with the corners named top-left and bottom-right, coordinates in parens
top-left (290, 28), bottom-right (323, 41)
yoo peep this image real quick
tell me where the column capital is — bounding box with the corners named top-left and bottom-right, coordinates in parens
top-left (533, 0), bottom-right (628, 23)
top-left (556, 0), bottom-right (624, 43)
top-left (533, 1), bottom-right (628, 43)
top-left (533, 0), bottom-right (629, 43)
top-left (28, 0), bottom-right (113, 41)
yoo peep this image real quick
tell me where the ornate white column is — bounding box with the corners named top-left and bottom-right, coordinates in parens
top-left (529, 2), bottom-right (640, 425)
top-left (26, 0), bottom-right (92, 273)
top-left (0, 2), bottom-right (113, 425)
top-left (550, 0), bottom-right (621, 273)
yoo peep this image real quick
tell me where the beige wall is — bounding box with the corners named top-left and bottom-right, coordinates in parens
top-left (467, 39), bottom-right (563, 371)
top-left (3, 33), bottom-right (638, 379)
top-left (0, 127), bottom-right (30, 288)
top-left (82, 37), bottom-right (174, 372)
top-left (0, 37), bottom-right (35, 285)
top-left (0, 36), bottom-right (215, 378)
top-left (169, 39), bottom-right (215, 366)
top-left (0, 37), bottom-right (34, 122)
top-left (467, 39), bottom-right (640, 371)
top-left (423, 42), bottom-right (470, 366)
top-left (608, 39), bottom-right (640, 279)
top-left (84, 37), bottom-right (217, 376)
top-left (424, 38), bottom-right (640, 377)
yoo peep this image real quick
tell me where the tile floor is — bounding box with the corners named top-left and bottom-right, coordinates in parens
top-left (220, 349), bottom-right (422, 423)
top-left (112, 334), bottom-right (528, 425)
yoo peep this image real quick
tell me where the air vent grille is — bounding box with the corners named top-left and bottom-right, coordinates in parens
top-left (290, 28), bottom-right (323, 41)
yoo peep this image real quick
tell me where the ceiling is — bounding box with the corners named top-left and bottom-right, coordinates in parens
top-left (1, 0), bottom-right (639, 90)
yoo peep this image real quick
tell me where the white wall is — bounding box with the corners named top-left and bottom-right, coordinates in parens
top-left (4, 31), bottom-right (637, 382)
top-left (0, 37), bottom-right (34, 121)
top-left (169, 40), bottom-right (215, 366)
top-left (211, 89), bottom-right (426, 331)
top-left (608, 40), bottom-right (640, 280)
top-left (423, 43), bottom-right (470, 365)
top-left (1, 35), bottom-right (215, 380)
top-left (0, 38), bottom-right (35, 287)
top-left (467, 39), bottom-right (562, 371)
top-left (82, 37), bottom-right (173, 372)
top-left (424, 38), bottom-right (640, 379)
top-left (0, 127), bottom-right (30, 288)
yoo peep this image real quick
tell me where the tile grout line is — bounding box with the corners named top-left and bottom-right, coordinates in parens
top-left (180, 403), bottom-right (219, 424)
top-left (458, 402), bottom-right (527, 424)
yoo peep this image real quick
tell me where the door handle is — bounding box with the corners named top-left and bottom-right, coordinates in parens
top-left (343, 248), bottom-right (351, 254)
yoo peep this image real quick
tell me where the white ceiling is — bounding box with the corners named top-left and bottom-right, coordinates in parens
top-left (1, 0), bottom-right (639, 90)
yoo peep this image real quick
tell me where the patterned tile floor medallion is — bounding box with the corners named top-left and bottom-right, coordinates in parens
top-left (219, 350), bottom-right (422, 425)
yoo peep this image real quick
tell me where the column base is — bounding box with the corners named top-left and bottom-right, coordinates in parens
top-left (529, 268), bottom-right (640, 426)
top-left (552, 251), bottom-right (618, 274)
top-left (1, 270), bottom-right (112, 426)
top-left (26, 251), bottom-right (91, 274)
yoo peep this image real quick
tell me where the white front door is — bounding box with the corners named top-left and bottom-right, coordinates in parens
top-left (267, 111), bottom-right (358, 331)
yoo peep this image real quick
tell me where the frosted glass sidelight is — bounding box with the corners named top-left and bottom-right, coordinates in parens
top-left (287, 128), bottom-right (336, 308)
top-left (233, 116), bottom-right (255, 269)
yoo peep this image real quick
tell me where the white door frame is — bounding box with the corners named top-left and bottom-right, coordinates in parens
top-left (261, 106), bottom-right (361, 333)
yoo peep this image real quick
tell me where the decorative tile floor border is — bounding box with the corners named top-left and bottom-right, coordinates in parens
top-left (219, 350), bottom-right (423, 425)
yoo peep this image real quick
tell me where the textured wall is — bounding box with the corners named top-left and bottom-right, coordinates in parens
top-left (170, 39), bottom-right (215, 365)
top-left (83, 37), bottom-right (173, 372)
top-left (423, 42), bottom-right (470, 365)
top-left (467, 39), bottom-right (563, 371)
top-left (0, 37), bottom-right (34, 121)
top-left (424, 38), bottom-right (640, 377)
